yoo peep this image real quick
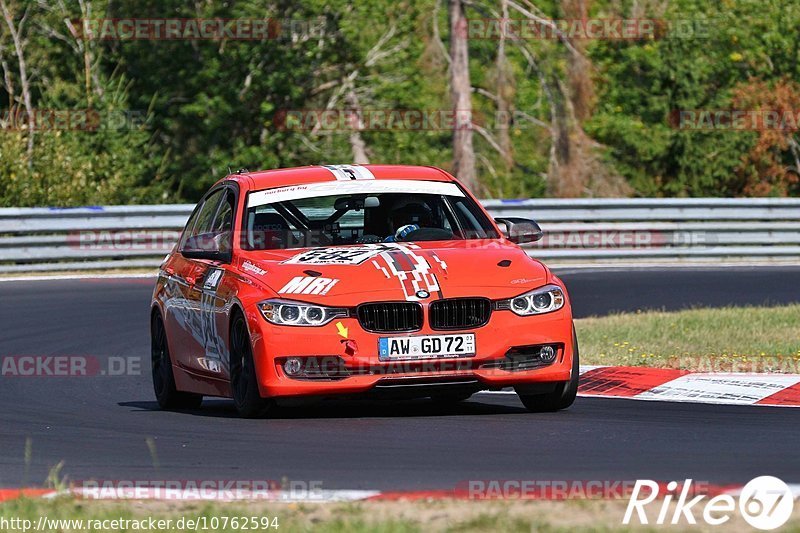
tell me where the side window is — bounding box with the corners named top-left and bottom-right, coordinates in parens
top-left (180, 189), bottom-right (224, 251)
top-left (192, 190), bottom-right (225, 238)
top-left (449, 197), bottom-right (500, 239)
top-left (212, 194), bottom-right (234, 233)
top-left (179, 206), bottom-right (203, 250)
top-left (210, 193), bottom-right (235, 253)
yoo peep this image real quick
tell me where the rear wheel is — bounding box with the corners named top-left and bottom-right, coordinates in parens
top-left (517, 328), bottom-right (579, 412)
top-left (151, 312), bottom-right (203, 410)
top-left (230, 312), bottom-right (273, 418)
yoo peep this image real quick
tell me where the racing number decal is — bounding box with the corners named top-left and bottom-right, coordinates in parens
top-left (322, 164), bottom-right (375, 181)
top-left (201, 268), bottom-right (225, 365)
top-left (203, 268), bottom-right (223, 290)
top-left (284, 244), bottom-right (394, 265)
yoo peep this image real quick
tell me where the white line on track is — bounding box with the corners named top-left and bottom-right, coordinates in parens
top-left (46, 488), bottom-right (382, 503)
top-left (0, 273), bottom-right (157, 282)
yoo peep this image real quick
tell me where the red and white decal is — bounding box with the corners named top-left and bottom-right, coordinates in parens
top-left (376, 244), bottom-right (441, 301)
top-left (322, 164), bottom-right (375, 181)
top-left (371, 260), bottom-right (391, 279)
top-left (283, 244), bottom-right (445, 300)
top-left (278, 276), bottom-right (339, 296)
top-left (427, 251), bottom-right (448, 273)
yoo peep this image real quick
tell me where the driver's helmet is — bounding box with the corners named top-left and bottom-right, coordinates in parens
top-left (389, 198), bottom-right (434, 232)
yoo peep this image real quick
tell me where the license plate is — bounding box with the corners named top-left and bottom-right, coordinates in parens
top-left (378, 334), bottom-right (476, 360)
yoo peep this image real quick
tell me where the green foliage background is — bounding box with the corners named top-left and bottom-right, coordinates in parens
top-left (0, 0), bottom-right (799, 206)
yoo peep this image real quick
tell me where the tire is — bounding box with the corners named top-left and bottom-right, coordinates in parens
top-left (430, 392), bottom-right (473, 404)
top-left (229, 312), bottom-right (273, 418)
top-left (151, 312), bottom-right (203, 410)
top-left (517, 327), bottom-right (579, 412)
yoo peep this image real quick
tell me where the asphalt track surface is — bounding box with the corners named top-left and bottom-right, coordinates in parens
top-left (1, 267), bottom-right (799, 490)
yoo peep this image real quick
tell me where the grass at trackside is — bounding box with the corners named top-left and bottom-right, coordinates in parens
top-left (575, 304), bottom-right (800, 371)
top-left (6, 496), bottom-right (800, 532)
top-left (0, 497), bottom-right (617, 533)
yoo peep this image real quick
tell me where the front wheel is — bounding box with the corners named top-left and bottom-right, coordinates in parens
top-left (151, 312), bottom-right (203, 410)
top-left (517, 328), bottom-right (579, 412)
top-left (229, 312), bottom-right (273, 418)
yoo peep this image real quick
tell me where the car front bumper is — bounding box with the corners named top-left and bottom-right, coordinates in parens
top-left (247, 304), bottom-right (575, 399)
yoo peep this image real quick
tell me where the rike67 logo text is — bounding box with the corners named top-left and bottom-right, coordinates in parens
top-left (624, 477), bottom-right (794, 530)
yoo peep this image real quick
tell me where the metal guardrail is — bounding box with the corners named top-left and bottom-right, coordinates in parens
top-left (1, 199), bottom-right (799, 273)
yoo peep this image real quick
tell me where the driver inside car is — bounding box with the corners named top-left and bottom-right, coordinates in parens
top-left (384, 200), bottom-right (435, 242)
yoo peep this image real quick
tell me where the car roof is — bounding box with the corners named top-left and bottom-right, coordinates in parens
top-left (226, 165), bottom-right (455, 191)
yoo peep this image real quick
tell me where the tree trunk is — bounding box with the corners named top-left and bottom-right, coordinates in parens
top-left (495, 0), bottom-right (514, 176)
top-left (448, 0), bottom-right (477, 191)
top-left (1, 0), bottom-right (34, 167)
top-left (345, 87), bottom-right (370, 164)
top-left (563, 0), bottom-right (594, 122)
top-left (79, 0), bottom-right (94, 107)
top-left (546, 74), bottom-right (574, 197)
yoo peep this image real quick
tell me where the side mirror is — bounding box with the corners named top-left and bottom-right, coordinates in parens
top-left (494, 217), bottom-right (543, 244)
top-left (181, 233), bottom-right (232, 262)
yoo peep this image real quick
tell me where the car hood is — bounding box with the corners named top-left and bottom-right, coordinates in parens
top-left (236, 241), bottom-right (549, 305)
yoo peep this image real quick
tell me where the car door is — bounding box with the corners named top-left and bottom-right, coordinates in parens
top-left (196, 191), bottom-right (235, 374)
top-left (168, 188), bottom-right (227, 371)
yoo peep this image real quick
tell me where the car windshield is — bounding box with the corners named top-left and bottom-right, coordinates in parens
top-left (243, 180), bottom-right (499, 250)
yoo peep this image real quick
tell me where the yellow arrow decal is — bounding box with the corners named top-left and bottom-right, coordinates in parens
top-left (336, 321), bottom-right (349, 339)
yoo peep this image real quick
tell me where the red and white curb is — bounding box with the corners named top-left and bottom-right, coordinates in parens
top-left (479, 365), bottom-right (800, 407)
top-left (3, 484), bottom-right (800, 503)
top-left (0, 488), bottom-right (381, 503)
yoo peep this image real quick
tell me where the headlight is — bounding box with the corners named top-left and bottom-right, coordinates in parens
top-left (258, 299), bottom-right (348, 326)
top-left (498, 284), bottom-right (565, 316)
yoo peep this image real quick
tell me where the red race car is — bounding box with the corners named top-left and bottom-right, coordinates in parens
top-left (151, 165), bottom-right (578, 417)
